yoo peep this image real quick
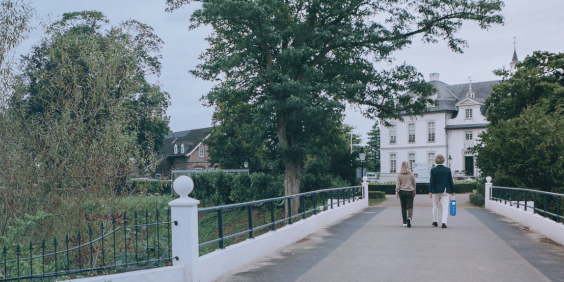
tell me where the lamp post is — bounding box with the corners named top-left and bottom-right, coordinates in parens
top-left (244, 160), bottom-right (249, 169)
top-left (448, 155), bottom-right (452, 167)
top-left (359, 147), bottom-right (366, 179)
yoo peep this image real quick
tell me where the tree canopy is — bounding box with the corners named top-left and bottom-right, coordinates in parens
top-left (166, 0), bottom-right (504, 198)
top-left (486, 51), bottom-right (564, 125)
top-left (473, 51), bottom-right (564, 193)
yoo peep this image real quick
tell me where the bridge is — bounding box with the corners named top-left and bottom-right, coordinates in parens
top-left (27, 178), bottom-right (564, 282)
top-left (218, 193), bottom-right (564, 282)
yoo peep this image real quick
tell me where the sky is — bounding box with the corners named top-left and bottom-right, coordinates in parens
top-left (16, 0), bottom-right (564, 144)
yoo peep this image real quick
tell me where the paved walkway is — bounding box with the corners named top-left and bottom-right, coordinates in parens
top-left (219, 194), bottom-right (564, 282)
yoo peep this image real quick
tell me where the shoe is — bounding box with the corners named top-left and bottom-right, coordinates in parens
top-left (407, 218), bottom-right (411, 228)
top-left (403, 224), bottom-right (407, 227)
top-left (442, 223), bottom-right (447, 228)
top-left (432, 222), bottom-right (438, 227)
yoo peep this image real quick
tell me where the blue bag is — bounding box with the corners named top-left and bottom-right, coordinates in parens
top-left (450, 197), bottom-right (456, 216)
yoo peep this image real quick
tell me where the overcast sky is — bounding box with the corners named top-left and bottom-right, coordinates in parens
top-left (17, 0), bottom-right (564, 144)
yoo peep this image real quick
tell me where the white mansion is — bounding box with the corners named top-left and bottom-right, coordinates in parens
top-left (379, 72), bottom-right (500, 182)
top-left (379, 47), bottom-right (520, 183)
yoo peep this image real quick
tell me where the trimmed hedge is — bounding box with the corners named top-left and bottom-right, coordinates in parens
top-left (369, 183), bottom-right (476, 194)
top-left (469, 194), bottom-right (485, 207)
top-left (369, 191), bottom-right (386, 199)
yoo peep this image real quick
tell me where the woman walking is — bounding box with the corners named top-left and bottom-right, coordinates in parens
top-left (396, 161), bottom-right (416, 227)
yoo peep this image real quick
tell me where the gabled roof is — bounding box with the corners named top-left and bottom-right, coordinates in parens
top-left (157, 127), bottom-right (212, 159)
top-left (423, 80), bottom-right (499, 113)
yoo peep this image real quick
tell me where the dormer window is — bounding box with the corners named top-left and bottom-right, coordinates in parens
top-left (465, 109), bottom-right (473, 119)
top-left (181, 143), bottom-right (185, 154)
top-left (174, 144), bottom-right (178, 154)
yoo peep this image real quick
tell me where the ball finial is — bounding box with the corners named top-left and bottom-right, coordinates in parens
top-left (362, 176), bottom-right (368, 182)
top-left (486, 176), bottom-right (492, 183)
top-left (173, 175), bottom-right (194, 198)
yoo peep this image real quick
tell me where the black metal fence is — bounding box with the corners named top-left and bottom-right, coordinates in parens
top-left (491, 186), bottom-right (563, 223)
top-left (1, 208), bottom-right (172, 281)
top-left (197, 186), bottom-right (363, 254)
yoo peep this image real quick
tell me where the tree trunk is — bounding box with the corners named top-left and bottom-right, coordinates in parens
top-left (278, 112), bottom-right (301, 218)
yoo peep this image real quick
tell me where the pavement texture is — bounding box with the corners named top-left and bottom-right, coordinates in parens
top-left (218, 194), bottom-right (564, 282)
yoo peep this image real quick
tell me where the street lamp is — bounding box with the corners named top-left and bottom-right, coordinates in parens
top-left (244, 159), bottom-right (249, 169)
top-left (359, 147), bottom-right (366, 178)
top-left (448, 155), bottom-right (452, 167)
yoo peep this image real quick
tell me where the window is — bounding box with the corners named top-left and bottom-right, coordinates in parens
top-left (174, 144), bottom-right (177, 154)
top-left (390, 126), bottom-right (396, 144)
top-left (181, 143), bottom-right (185, 154)
top-left (428, 122), bottom-right (435, 142)
top-left (465, 109), bottom-right (473, 119)
top-left (409, 153), bottom-right (415, 171)
top-left (466, 131), bottom-right (473, 140)
top-left (199, 148), bottom-right (205, 158)
top-left (195, 168), bottom-right (203, 172)
top-left (390, 154), bottom-right (396, 173)
top-left (428, 153), bottom-right (435, 168)
top-left (408, 124), bottom-right (415, 143)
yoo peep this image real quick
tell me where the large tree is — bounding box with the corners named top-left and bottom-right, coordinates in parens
top-left (486, 51), bottom-right (564, 126)
top-left (165, 0), bottom-right (503, 203)
top-left (12, 11), bottom-right (170, 153)
top-left (366, 123), bottom-right (380, 172)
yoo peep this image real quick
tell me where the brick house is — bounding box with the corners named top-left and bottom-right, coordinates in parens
top-left (153, 127), bottom-right (215, 179)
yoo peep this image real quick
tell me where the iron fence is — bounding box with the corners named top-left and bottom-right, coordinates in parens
top-left (491, 186), bottom-right (563, 223)
top-left (197, 186), bottom-right (363, 254)
top-left (1, 208), bottom-right (172, 281)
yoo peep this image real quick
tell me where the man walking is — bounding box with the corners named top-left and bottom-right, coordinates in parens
top-left (429, 154), bottom-right (456, 228)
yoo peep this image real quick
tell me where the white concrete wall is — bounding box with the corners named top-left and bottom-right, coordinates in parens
top-left (487, 200), bottom-right (564, 246)
top-left (61, 265), bottom-right (185, 282)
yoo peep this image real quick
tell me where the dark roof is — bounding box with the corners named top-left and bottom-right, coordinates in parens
top-left (512, 50), bottom-right (519, 63)
top-left (445, 124), bottom-right (489, 130)
top-left (422, 80), bottom-right (499, 113)
top-left (157, 127), bottom-right (212, 159)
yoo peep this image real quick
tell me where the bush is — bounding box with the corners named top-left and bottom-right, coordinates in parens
top-left (470, 194), bottom-right (485, 207)
top-left (368, 182), bottom-right (475, 194)
top-left (130, 180), bottom-right (171, 195)
top-left (300, 173), bottom-right (351, 193)
top-left (369, 191), bottom-right (385, 199)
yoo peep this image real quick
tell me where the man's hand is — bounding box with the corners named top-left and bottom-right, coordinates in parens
top-left (396, 193), bottom-right (399, 199)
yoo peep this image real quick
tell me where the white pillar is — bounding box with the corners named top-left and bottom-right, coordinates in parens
top-left (485, 176), bottom-right (492, 209)
top-left (362, 176), bottom-right (369, 205)
top-left (169, 176), bottom-right (200, 282)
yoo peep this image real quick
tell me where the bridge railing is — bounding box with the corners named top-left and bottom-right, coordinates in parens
top-left (197, 186), bottom-right (363, 254)
top-left (490, 186), bottom-right (563, 223)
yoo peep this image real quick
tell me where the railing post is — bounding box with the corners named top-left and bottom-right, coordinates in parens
top-left (485, 176), bottom-right (492, 209)
top-left (169, 176), bottom-right (200, 282)
top-left (362, 177), bottom-right (369, 205)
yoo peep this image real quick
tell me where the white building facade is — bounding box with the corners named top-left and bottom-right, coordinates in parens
top-left (379, 73), bottom-right (498, 183)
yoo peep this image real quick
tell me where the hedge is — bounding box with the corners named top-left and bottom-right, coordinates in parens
top-left (469, 194), bottom-right (485, 207)
top-left (369, 183), bottom-right (476, 194)
top-left (369, 191), bottom-right (386, 199)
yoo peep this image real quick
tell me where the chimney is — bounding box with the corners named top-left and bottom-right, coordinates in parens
top-left (429, 73), bottom-right (440, 81)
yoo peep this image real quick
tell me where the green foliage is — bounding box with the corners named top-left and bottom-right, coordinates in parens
top-left (369, 191), bottom-right (386, 199)
top-left (366, 124), bottom-right (381, 172)
top-left (300, 173), bottom-right (351, 193)
top-left (486, 51), bottom-right (564, 126)
top-left (469, 194), bottom-right (485, 207)
top-left (130, 180), bottom-right (172, 195)
top-left (368, 183), bottom-right (475, 194)
top-left (472, 103), bottom-right (564, 192)
top-left (166, 0), bottom-right (504, 196)
top-left (191, 171), bottom-right (284, 206)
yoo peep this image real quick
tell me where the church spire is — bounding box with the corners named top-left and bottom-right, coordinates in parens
top-left (467, 76), bottom-right (475, 98)
top-left (510, 37), bottom-right (519, 71)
